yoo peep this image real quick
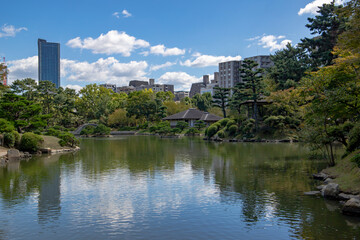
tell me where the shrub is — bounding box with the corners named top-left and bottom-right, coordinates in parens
top-left (13, 131), bottom-right (20, 147)
top-left (58, 132), bottom-right (79, 147)
top-left (94, 124), bottom-right (111, 136)
top-left (185, 127), bottom-right (200, 135)
top-left (228, 125), bottom-right (238, 136)
top-left (149, 121), bottom-right (173, 135)
top-left (20, 132), bottom-right (44, 152)
top-left (206, 125), bottom-right (219, 138)
top-left (176, 121), bottom-right (188, 131)
top-left (45, 127), bottom-right (62, 137)
top-left (226, 120), bottom-right (236, 128)
top-left (218, 118), bottom-right (230, 127)
top-left (3, 132), bottom-right (15, 148)
top-left (217, 130), bottom-right (225, 138)
top-left (347, 124), bottom-right (360, 153)
top-left (351, 154), bottom-right (360, 168)
top-left (194, 120), bottom-right (206, 130)
top-left (171, 128), bottom-right (182, 134)
top-left (0, 118), bottom-right (15, 133)
top-left (80, 125), bottom-right (96, 135)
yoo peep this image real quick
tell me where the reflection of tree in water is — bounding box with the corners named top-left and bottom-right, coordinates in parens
top-left (77, 137), bottom-right (215, 179)
top-left (209, 143), bottom-right (321, 223)
top-left (0, 154), bottom-right (70, 224)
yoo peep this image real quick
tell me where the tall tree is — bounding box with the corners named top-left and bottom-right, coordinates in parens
top-left (299, 1), bottom-right (347, 69)
top-left (76, 84), bottom-right (113, 121)
top-left (37, 80), bottom-right (57, 115)
top-left (230, 82), bottom-right (249, 115)
top-left (240, 59), bottom-right (264, 130)
top-left (11, 78), bottom-right (38, 100)
top-left (0, 93), bottom-right (49, 132)
top-left (268, 43), bottom-right (309, 90)
top-left (192, 92), bottom-right (212, 112)
top-left (212, 87), bottom-right (230, 118)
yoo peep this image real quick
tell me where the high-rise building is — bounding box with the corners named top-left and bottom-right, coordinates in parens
top-left (218, 61), bottom-right (242, 88)
top-left (100, 83), bottom-right (116, 92)
top-left (218, 55), bottom-right (274, 89)
top-left (38, 39), bottom-right (60, 88)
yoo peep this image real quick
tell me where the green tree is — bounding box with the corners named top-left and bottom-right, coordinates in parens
top-left (192, 93), bottom-right (212, 112)
top-left (126, 90), bottom-right (157, 121)
top-left (0, 93), bottom-right (48, 132)
top-left (11, 78), bottom-right (37, 100)
top-left (76, 84), bottom-right (113, 121)
top-left (299, 1), bottom-right (347, 69)
top-left (230, 82), bottom-right (249, 115)
top-left (268, 43), bottom-right (309, 90)
top-left (212, 87), bottom-right (230, 118)
top-left (240, 59), bottom-right (264, 130)
top-left (36, 80), bottom-right (57, 115)
top-left (52, 87), bottom-right (79, 127)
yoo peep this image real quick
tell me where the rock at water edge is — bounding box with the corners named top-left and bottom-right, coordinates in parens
top-left (321, 183), bottom-right (339, 199)
top-left (7, 149), bottom-right (20, 161)
top-left (342, 198), bottom-right (360, 216)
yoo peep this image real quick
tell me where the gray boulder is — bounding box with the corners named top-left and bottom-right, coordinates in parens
top-left (342, 198), bottom-right (360, 216)
top-left (324, 178), bottom-right (334, 184)
top-left (321, 183), bottom-right (340, 199)
top-left (7, 149), bottom-right (20, 161)
top-left (304, 191), bottom-right (321, 196)
top-left (313, 172), bottom-right (328, 180)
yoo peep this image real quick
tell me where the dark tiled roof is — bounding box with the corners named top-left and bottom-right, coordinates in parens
top-left (163, 108), bottom-right (222, 122)
top-left (199, 113), bottom-right (222, 122)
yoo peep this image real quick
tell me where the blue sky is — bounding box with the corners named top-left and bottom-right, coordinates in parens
top-left (0, 0), bottom-right (343, 91)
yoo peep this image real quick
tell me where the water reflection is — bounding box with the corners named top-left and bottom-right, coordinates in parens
top-left (37, 155), bottom-right (61, 224)
top-left (0, 136), bottom-right (358, 239)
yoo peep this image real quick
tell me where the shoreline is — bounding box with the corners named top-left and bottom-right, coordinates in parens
top-left (0, 147), bottom-right (80, 167)
top-left (306, 151), bottom-right (360, 217)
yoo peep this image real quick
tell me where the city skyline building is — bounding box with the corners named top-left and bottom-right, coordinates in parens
top-left (218, 55), bottom-right (274, 89)
top-left (38, 39), bottom-right (60, 88)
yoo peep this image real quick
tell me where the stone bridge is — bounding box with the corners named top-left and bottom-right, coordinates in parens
top-left (72, 123), bottom-right (98, 135)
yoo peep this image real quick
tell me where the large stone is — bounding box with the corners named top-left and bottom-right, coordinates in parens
top-left (321, 183), bottom-right (340, 199)
top-left (304, 191), bottom-right (321, 196)
top-left (342, 198), bottom-right (360, 216)
top-left (313, 172), bottom-right (329, 180)
top-left (7, 149), bottom-right (20, 161)
top-left (324, 178), bottom-right (333, 184)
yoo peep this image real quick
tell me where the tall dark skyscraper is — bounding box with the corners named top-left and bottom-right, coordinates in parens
top-left (38, 39), bottom-right (60, 88)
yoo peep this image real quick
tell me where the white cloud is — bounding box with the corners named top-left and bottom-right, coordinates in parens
top-left (61, 57), bottom-right (148, 85)
top-left (258, 35), bottom-right (291, 51)
top-left (7, 56), bottom-right (38, 83)
top-left (7, 56), bottom-right (148, 87)
top-left (122, 9), bottom-right (132, 18)
top-left (248, 34), bottom-right (291, 52)
top-left (158, 72), bottom-right (201, 91)
top-left (298, 0), bottom-right (345, 15)
top-left (142, 44), bottom-right (185, 57)
top-left (150, 61), bottom-right (176, 71)
top-left (0, 24), bottom-right (27, 38)
top-left (113, 12), bottom-right (120, 19)
top-left (180, 53), bottom-right (241, 68)
top-left (66, 30), bottom-right (150, 56)
top-left (65, 84), bottom-right (83, 92)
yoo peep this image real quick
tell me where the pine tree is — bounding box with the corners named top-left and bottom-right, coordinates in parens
top-left (240, 59), bottom-right (264, 130)
top-left (212, 87), bottom-right (230, 118)
top-left (299, 1), bottom-right (347, 69)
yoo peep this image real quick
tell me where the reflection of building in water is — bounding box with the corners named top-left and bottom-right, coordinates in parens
top-left (38, 155), bottom-right (61, 223)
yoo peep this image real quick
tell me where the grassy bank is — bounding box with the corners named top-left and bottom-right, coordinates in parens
top-left (323, 151), bottom-right (360, 194)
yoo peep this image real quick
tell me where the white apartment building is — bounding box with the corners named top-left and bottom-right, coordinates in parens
top-left (218, 55), bottom-right (274, 89)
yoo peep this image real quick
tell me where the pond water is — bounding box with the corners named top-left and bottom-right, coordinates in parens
top-left (0, 136), bottom-right (359, 239)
